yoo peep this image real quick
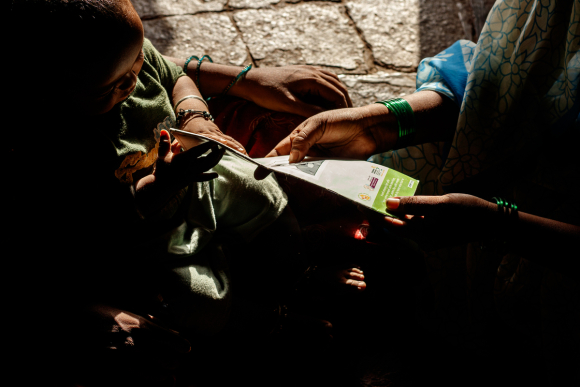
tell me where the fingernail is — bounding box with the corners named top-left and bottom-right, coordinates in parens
top-left (386, 198), bottom-right (400, 209)
top-left (289, 150), bottom-right (298, 163)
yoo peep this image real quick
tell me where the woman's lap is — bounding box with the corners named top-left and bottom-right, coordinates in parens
top-left (209, 96), bottom-right (304, 158)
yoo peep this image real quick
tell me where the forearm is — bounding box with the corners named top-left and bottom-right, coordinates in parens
top-left (503, 210), bottom-right (580, 275)
top-left (361, 90), bottom-right (459, 152)
top-left (171, 75), bottom-right (212, 150)
top-left (166, 56), bottom-right (244, 98)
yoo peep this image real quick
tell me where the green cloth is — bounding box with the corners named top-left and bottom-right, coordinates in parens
top-left (94, 39), bottom-right (288, 334)
top-left (98, 38), bottom-right (185, 185)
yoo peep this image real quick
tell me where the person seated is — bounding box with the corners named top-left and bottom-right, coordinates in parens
top-left (6, 0), bottom-right (366, 385)
top-left (266, 0), bottom-right (579, 384)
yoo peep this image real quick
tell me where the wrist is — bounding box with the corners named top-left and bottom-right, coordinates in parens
top-left (361, 104), bottom-right (398, 153)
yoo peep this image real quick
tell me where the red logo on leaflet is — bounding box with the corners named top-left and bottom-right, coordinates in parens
top-left (364, 176), bottom-right (379, 191)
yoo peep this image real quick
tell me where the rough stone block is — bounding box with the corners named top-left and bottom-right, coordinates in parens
top-left (143, 14), bottom-right (248, 66)
top-left (346, 0), bottom-right (420, 70)
top-left (339, 71), bottom-right (416, 107)
top-left (234, 3), bottom-right (366, 71)
top-left (418, 0), bottom-right (468, 58)
top-left (133, 0), bottom-right (226, 19)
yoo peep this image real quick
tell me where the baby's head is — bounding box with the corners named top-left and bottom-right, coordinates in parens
top-left (12, 0), bottom-right (144, 115)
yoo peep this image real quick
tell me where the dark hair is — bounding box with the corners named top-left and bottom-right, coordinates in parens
top-left (9, 0), bottom-right (135, 91)
top-left (6, 0), bottom-right (136, 150)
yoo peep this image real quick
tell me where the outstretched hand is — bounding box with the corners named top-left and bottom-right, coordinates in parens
top-left (266, 106), bottom-right (395, 162)
top-left (378, 194), bottom-right (498, 248)
top-left (241, 65), bottom-right (352, 117)
top-left (134, 129), bottom-right (225, 218)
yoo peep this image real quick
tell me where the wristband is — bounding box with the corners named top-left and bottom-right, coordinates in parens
top-left (480, 197), bottom-right (518, 252)
top-left (176, 109), bottom-right (214, 126)
top-left (173, 95), bottom-right (209, 112)
top-left (376, 98), bottom-right (416, 149)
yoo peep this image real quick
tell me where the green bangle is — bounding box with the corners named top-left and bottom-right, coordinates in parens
top-left (184, 55), bottom-right (199, 73)
top-left (221, 64), bottom-right (252, 97)
top-left (376, 98), bottom-right (416, 149)
top-left (195, 55), bottom-right (213, 92)
top-left (492, 197), bottom-right (518, 212)
top-left (480, 197), bottom-right (518, 252)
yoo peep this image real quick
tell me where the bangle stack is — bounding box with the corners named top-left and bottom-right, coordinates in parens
top-left (184, 54), bottom-right (213, 92)
top-left (492, 197), bottom-right (518, 212)
top-left (480, 197), bottom-right (518, 252)
top-left (176, 108), bottom-right (214, 126)
top-left (375, 98), bottom-right (416, 149)
top-left (183, 55), bottom-right (252, 101)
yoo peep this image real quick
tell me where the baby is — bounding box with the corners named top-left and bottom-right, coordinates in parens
top-left (12, 0), bottom-right (366, 340)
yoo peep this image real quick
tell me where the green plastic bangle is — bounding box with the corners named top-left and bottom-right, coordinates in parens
top-left (183, 55), bottom-right (199, 73)
top-left (492, 197), bottom-right (518, 211)
top-left (221, 63), bottom-right (252, 96)
top-left (375, 98), bottom-right (416, 149)
top-left (196, 55), bottom-right (213, 92)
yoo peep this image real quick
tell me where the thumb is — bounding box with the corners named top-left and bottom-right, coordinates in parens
top-left (287, 121), bottom-right (324, 163)
top-left (158, 130), bottom-right (171, 159)
top-left (386, 195), bottom-right (447, 216)
top-left (265, 134), bottom-right (294, 158)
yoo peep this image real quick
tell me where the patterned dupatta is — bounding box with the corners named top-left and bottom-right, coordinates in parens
top-left (370, 0), bottom-right (579, 203)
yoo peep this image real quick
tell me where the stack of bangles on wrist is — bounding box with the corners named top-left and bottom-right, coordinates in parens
top-left (176, 109), bottom-right (214, 126)
top-left (184, 53), bottom-right (253, 100)
top-left (173, 95), bottom-right (213, 126)
top-left (492, 197), bottom-right (518, 213)
top-left (480, 197), bottom-right (518, 252)
top-left (375, 98), bottom-right (416, 149)
top-left (184, 54), bottom-right (213, 92)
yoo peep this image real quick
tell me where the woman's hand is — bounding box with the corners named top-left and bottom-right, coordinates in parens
top-left (266, 105), bottom-right (397, 162)
top-left (379, 194), bottom-right (498, 248)
top-left (235, 65), bottom-right (353, 117)
top-left (134, 129), bottom-right (225, 218)
top-left (179, 113), bottom-right (247, 153)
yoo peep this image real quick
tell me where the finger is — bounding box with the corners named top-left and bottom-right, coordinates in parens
top-left (170, 139), bottom-right (182, 155)
top-left (175, 145), bottom-right (225, 176)
top-left (293, 79), bottom-right (349, 113)
top-left (158, 130), bottom-right (171, 158)
top-left (288, 122), bottom-right (325, 163)
top-left (386, 195), bottom-right (448, 216)
top-left (316, 73), bottom-right (353, 108)
top-left (266, 133), bottom-right (295, 157)
top-left (179, 141), bottom-right (216, 158)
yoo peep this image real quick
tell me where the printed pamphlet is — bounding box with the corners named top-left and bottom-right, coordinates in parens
top-left (169, 128), bottom-right (419, 216)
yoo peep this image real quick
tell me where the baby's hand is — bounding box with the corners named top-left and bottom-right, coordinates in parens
top-left (133, 129), bottom-right (225, 218)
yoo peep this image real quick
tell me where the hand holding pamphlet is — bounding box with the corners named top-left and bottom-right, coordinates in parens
top-left (169, 128), bottom-right (419, 217)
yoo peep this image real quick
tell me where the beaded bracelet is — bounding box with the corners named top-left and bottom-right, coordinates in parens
top-left (375, 98), bottom-right (416, 149)
top-left (176, 108), bottom-right (214, 126)
top-left (480, 197), bottom-right (518, 252)
top-left (184, 55), bottom-right (214, 92)
top-left (221, 64), bottom-right (252, 96)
